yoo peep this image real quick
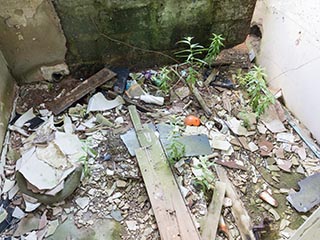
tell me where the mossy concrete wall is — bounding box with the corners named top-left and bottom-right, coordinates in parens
top-left (53, 0), bottom-right (256, 72)
top-left (0, 51), bottom-right (15, 154)
top-left (0, 0), bottom-right (256, 83)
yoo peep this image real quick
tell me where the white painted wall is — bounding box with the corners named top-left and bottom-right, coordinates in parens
top-left (251, 0), bottom-right (320, 142)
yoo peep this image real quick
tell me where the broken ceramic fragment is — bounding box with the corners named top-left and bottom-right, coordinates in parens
top-left (87, 92), bottom-right (124, 113)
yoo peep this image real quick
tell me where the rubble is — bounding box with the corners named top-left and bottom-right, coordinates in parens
top-left (0, 45), bottom-right (319, 240)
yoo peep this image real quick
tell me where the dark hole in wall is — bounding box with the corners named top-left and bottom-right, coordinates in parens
top-left (249, 24), bottom-right (262, 38)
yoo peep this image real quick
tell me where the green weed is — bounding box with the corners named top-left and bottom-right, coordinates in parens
top-left (175, 36), bottom-right (207, 67)
top-left (237, 65), bottom-right (275, 116)
top-left (193, 156), bottom-right (215, 193)
top-left (79, 140), bottom-right (98, 178)
top-left (204, 33), bottom-right (225, 65)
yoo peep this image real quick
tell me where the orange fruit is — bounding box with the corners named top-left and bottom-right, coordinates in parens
top-left (184, 115), bottom-right (201, 126)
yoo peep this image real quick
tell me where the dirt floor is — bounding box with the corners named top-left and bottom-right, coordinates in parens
top-left (0, 43), bottom-right (319, 240)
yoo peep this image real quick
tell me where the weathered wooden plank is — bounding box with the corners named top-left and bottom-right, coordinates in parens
top-left (290, 206), bottom-right (320, 240)
top-left (201, 181), bottom-right (226, 240)
top-left (215, 165), bottom-right (255, 240)
top-left (129, 105), bottom-right (201, 240)
top-left (46, 68), bottom-right (116, 115)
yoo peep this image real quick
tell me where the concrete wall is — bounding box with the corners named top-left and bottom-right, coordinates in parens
top-left (0, 0), bottom-right (67, 83)
top-left (0, 51), bottom-right (16, 153)
top-left (53, 0), bottom-right (256, 72)
top-left (0, 0), bottom-right (256, 83)
top-left (251, 0), bottom-right (320, 142)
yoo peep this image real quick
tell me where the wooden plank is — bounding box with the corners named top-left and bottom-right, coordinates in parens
top-left (129, 105), bottom-right (201, 240)
top-left (215, 165), bottom-right (255, 240)
top-left (46, 68), bottom-right (116, 115)
top-left (290, 206), bottom-right (320, 240)
top-left (201, 181), bottom-right (226, 240)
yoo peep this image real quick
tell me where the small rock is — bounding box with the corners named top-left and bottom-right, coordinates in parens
top-left (115, 117), bottom-right (124, 124)
top-left (110, 210), bottom-right (124, 222)
top-left (116, 180), bottom-right (127, 188)
top-left (126, 220), bottom-right (138, 231)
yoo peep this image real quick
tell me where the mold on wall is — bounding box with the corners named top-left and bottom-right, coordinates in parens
top-left (251, 0), bottom-right (320, 143)
top-left (0, 0), bottom-right (67, 83)
top-left (0, 50), bottom-right (16, 154)
top-left (53, 0), bottom-right (257, 71)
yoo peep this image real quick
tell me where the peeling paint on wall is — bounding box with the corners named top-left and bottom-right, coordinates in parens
top-left (0, 0), bottom-right (43, 27)
top-left (0, 0), bottom-right (67, 83)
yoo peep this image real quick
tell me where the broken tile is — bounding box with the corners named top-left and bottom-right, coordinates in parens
top-left (2, 179), bottom-right (15, 193)
top-left (226, 117), bottom-right (253, 136)
top-left (257, 123), bottom-right (267, 134)
top-left (276, 159), bottom-right (292, 172)
top-left (75, 197), bottom-right (90, 210)
top-left (211, 140), bottom-right (232, 151)
top-left (87, 92), bottom-right (124, 113)
top-left (261, 105), bottom-right (286, 133)
top-left (14, 108), bottom-right (35, 128)
top-left (45, 219), bottom-right (59, 237)
top-left (277, 133), bottom-right (295, 144)
top-left (12, 207), bottom-right (26, 219)
top-left (248, 142), bottom-right (258, 152)
top-left (126, 220), bottom-right (138, 231)
top-left (111, 209), bottom-right (124, 222)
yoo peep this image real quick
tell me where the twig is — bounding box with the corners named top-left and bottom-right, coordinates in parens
top-left (91, 17), bottom-right (179, 64)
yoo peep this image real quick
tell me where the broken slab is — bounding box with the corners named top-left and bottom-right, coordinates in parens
top-left (287, 173), bottom-right (320, 212)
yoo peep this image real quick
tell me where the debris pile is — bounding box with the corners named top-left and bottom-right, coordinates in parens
top-left (0, 43), bottom-right (319, 240)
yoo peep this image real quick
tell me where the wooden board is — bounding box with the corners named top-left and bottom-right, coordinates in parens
top-left (129, 105), bottom-right (201, 240)
top-left (215, 165), bottom-right (255, 240)
top-left (46, 68), bottom-right (116, 115)
top-left (290, 206), bottom-right (320, 240)
top-left (201, 181), bottom-right (226, 240)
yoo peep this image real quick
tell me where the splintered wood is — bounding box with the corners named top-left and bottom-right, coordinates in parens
top-left (46, 68), bottom-right (116, 115)
top-left (129, 105), bottom-right (201, 240)
top-left (215, 165), bottom-right (255, 240)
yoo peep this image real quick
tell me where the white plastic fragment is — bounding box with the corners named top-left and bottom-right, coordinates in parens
top-left (140, 94), bottom-right (164, 106)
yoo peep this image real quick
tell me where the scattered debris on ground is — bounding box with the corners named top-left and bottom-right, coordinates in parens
top-left (0, 39), bottom-right (319, 240)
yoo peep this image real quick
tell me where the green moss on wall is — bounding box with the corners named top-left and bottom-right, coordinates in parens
top-left (53, 0), bottom-right (256, 71)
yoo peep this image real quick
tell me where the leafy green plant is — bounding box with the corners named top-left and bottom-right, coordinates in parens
top-left (152, 67), bottom-right (173, 94)
top-left (237, 65), bottom-right (275, 116)
top-left (167, 139), bottom-right (186, 165)
top-left (193, 156), bottom-right (215, 193)
top-left (175, 36), bottom-right (207, 66)
top-left (166, 116), bottom-right (186, 165)
top-left (186, 67), bottom-right (199, 85)
top-left (204, 33), bottom-right (225, 65)
top-left (79, 140), bottom-right (98, 178)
